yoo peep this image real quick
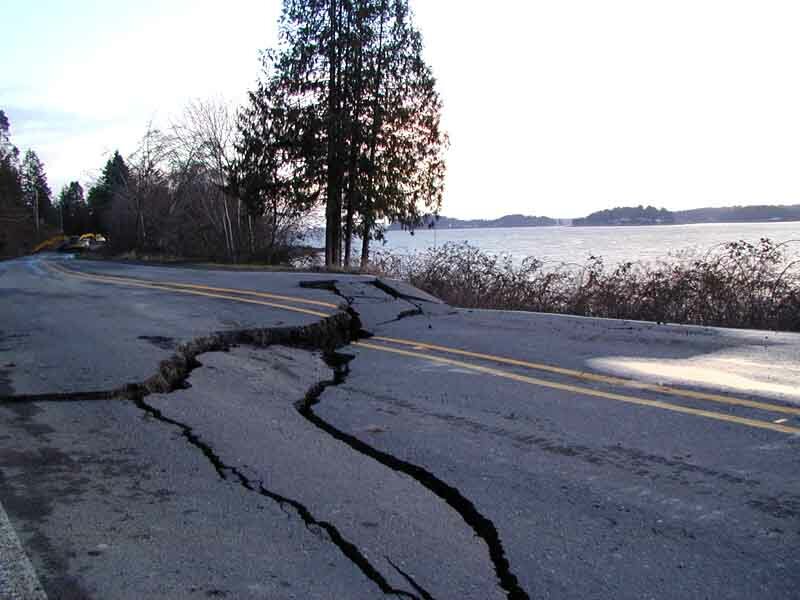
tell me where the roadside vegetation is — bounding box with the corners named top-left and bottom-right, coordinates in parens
top-left (0, 110), bottom-right (61, 257)
top-left (2, 0), bottom-right (446, 266)
top-left (368, 238), bottom-right (800, 332)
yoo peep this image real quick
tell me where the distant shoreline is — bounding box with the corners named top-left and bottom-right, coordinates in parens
top-left (391, 204), bottom-right (800, 231)
top-left (391, 219), bottom-right (800, 232)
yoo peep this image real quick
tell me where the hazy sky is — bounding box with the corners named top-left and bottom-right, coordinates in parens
top-left (2, 1), bottom-right (799, 219)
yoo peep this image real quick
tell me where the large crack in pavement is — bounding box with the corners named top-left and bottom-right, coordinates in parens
top-left (298, 351), bottom-right (530, 600)
top-left (2, 314), bottom-right (420, 598)
top-left (131, 384), bottom-right (420, 600)
top-left (298, 279), bottom-right (530, 600)
top-left (386, 556), bottom-right (436, 600)
top-left (122, 314), bottom-right (421, 599)
top-left (369, 279), bottom-right (426, 316)
top-left (2, 280), bottom-right (530, 599)
top-left (0, 390), bottom-right (118, 403)
top-left (299, 278), bottom-right (425, 325)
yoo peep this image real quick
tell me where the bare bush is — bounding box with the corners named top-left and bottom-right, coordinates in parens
top-left (368, 239), bottom-right (800, 332)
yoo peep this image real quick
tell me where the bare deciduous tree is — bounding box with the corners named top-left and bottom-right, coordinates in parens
top-left (106, 98), bottom-right (313, 262)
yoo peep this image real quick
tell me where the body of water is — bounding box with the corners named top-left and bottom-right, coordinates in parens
top-left (381, 222), bottom-right (800, 266)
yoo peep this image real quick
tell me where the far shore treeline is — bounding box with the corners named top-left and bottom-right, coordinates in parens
top-left (389, 204), bottom-right (800, 230)
top-left (572, 204), bottom-right (800, 226)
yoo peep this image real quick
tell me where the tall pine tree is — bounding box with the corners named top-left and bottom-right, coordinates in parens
top-left (247, 0), bottom-right (447, 267)
top-left (20, 150), bottom-right (53, 229)
top-left (87, 151), bottom-right (130, 233)
top-left (231, 69), bottom-right (320, 255)
top-left (58, 181), bottom-right (88, 235)
top-left (351, 0), bottom-right (448, 266)
top-left (0, 109), bottom-right (23, 209)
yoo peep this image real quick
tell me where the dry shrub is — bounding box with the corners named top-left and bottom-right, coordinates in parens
top-left (368, 238), bottom-right (800, 332)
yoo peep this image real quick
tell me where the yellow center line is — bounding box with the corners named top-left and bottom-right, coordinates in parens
top-left (371, 335), bottom-right (800, 417)
top-left (47, 261), bottom-right (339, 309)
top-left (44, 261), bottom-right (333, 319)
top-left (353, 341), bottom-right (800, 435)
top-left (43, 260), bottom-right (800, 431)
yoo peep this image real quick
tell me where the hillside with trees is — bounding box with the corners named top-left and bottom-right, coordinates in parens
top-left (573, 205), bottom-right (675, 226)
top-left (388, 213), bottom-right (557, 230)
top-left (674, 204), bottom-right (800, 223)
top-left (573, 204), bottom-right (800, 227)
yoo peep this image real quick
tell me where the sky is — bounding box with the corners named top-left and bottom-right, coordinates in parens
top-left (2, 0), bottom-right (800, 219)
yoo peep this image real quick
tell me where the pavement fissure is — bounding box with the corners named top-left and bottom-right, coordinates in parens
top-left (133, 387), bottom-right (420, 599)
top-left (123, 313), bottom-right (423, 600)
top-left (12, 267), bottom-right (531, 598)
top-left (1, 314), bottom-right (420, 598)
top-left (297, 349), bottom-right (530, 600)
top-left (293, 290), bottom-right (531, 600)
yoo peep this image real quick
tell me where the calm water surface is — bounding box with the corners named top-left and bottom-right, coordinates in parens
top-left (381, 222), bottom-right (800, 266)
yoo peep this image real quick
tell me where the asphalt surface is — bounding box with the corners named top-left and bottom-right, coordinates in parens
top-left (1, 253), bottom-right (799, 599)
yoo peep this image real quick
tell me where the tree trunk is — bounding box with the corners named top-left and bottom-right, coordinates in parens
top-left (248, 213), bottom-right (255, 257)
top-left (139, 211), bottom-right (146, 250)
top-left (344, 15), bottom-right (364, 270)
top-left (325, 0), bottom-right (342, 267)
top-left (360, 0), bottom-right (387, 270)
top-left (360, 226), bottom-right (370, 269)
top-left (271, 203), bottom-right (278, 252)
top-left (222, 196), bottom-right (233, 261)
top-left (344, 192), bottom-right (354, 267)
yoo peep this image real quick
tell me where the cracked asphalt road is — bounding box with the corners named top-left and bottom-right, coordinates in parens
top-left (1, 254), bottom-right (799, 599)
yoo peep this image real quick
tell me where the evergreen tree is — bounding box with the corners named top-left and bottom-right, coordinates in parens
top-left (58, 181), bottom-right (88, 235)
top-left (250, 0), bottom-right (447, 267)
top-left (20, 150), bottom-right (53, 227)
top-left (0, 109), bottom-right (23, 208)
top-left (87, 151), bottom-right (130, 232)
top-left (231, 74), bottom-right (319, 253)
top-left (353, 0), bottom-right (448, 265)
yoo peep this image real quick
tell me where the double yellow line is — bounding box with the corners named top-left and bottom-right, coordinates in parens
top-left (44, 261), bottom-right (337, 318)
top-left (369, 337), bottom-right (800, 417)
top-left (45, 260), bottom-right (800, 435)
top-left (354, 340), bottom-right (800, 435)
